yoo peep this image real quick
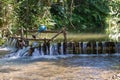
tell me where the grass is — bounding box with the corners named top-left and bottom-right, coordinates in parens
top-left (56, 33), bottom-right (108, 42)
top-left (0, 33), bottom-right (109, 45)
top-left (34, 33), bottom-right (109, 42)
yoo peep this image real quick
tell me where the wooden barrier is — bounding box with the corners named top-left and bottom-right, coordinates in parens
top-left (3, 28), bottom-right (119, 55)
top-left (57, 42), bottom-right (61, 55)
top-left (36, 41), bottom-right (119, 55)
top-left (3, 37), bottom-right (120, 56)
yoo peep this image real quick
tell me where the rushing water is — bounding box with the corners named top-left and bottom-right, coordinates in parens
top-left (0, 39), bottom-right (120, 80)
top-left (0, 54), bottom-right (120, 80)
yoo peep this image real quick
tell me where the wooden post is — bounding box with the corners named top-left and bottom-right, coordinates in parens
top-left (80, 42), bottom-right (83, 54)
top-left (72, 42), bottom-right (76, 54)
top-left (109, 42), bottom-right (115, 54)
top-left (67, 42), bottom-right (73, 54)
top-left (63, 27), bottom-right (67, 43)
top-left (24, 40), bottom-right (29, 46)
top-left (38, 43), bottom-right (42, 55)
top-left (105, 42), bottom-right (109, 54)
top-left (112, 42), bottom-right (116, 53)
top-left (43, 38), bottom-right (47, 55)
top-left (92, 41), bottom-right (97, 54)
top-left (28, 45), bottom-right (34, 56)
top-left (63, 42), bottom-right (67, 54)
top-left (21, 27), bottom-right (24, 39)
top-left (98, 42), bottom-right (103, 54)
top-left (46, 42), bottom-right (50, 55)
top-left (75, 42), bottom-right (80, 54)
top-left (57, 42), bottom-right (61, 55)
top-left (26, 28), bottom-right (28, 38)
top-left (63, 27), bottom-right (67, 54)
top-left (1, 29), bottom-right (4, 38)
top-left (86, 42), bottom-right (92, 54)
top-left (116, 42), bottom-right (120, 53)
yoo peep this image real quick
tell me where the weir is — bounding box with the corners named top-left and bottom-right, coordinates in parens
top-left (1, 38), bottom-right (120, 58)
top-left (1, 28), bottom-right (120, 58)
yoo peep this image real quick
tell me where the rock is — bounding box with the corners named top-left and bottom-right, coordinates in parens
top-left (112, 73), bottom-right (120, 80)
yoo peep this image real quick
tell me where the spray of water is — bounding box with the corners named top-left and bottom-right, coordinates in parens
top-left (0, 38), bottom-right (120, 59)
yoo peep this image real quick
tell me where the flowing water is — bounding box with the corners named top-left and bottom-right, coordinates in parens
top-left (0, 39), bottom-right (120, 80)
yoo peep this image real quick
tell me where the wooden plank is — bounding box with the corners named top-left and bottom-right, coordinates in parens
top-left (9, 37), bottom-right (51, 41)
top-left (24, 30), bottom-right (59, 33)
top-left (9, 37), bottom-right (21, 39)
top-left (48, 30), bottom-right (63, 42)
top-left (25, 38), bottom-right (51, 41)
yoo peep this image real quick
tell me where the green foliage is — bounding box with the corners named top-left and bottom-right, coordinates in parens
top-left (13, 0), bottom-right (56, 30)
top-left (14, 0), bottom-right (40, 29)
top-left (0, 0), bottom-right (119, 35)
top-left (39, 7), bottom-right (56, 29)
top-left (0, 1), bottom-right (3, 27)
top-left (0, 0), bottom-right (13, 28)
top-left (74, 0), bottom-right (109, 32)
top-left (52, 0), bottom-right (110, 32)
top-left (106, 0), bottom-right (120, 41)
top-left (50, 3), bottom-right (66, 29)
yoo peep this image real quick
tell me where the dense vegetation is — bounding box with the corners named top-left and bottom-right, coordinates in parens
top-left (0, 0), bottom-right (119, 36)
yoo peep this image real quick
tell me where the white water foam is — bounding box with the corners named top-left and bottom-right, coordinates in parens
top-left (0, 47), bottom-right (10, 51)
top-left (1, 40), bottom-right (120, 60)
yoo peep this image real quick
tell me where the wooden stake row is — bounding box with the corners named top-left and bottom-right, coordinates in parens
top-left (27, 41), bottom-right (120, 55)
top-left (7, 38), bottom-right (119, 55)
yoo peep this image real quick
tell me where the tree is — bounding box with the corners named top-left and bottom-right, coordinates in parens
top-left (106, 0), bottom-right (120, 41)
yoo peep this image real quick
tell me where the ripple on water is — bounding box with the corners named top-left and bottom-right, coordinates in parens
top-left (0, 53), bottom-right (119, 80)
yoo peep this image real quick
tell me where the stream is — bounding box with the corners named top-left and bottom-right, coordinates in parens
top-left (0, 53), bottom-right (120, 80)
top-left (0, 39), bottom-right (120, 80)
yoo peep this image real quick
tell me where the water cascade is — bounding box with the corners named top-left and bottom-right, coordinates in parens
top-left (0, 38), bottom-right (120, 58)
top-left (0, 38), bottom-right (18, 52)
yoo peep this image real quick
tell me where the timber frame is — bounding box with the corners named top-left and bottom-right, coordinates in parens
top-left (8, 27), bottom-right (67, 45)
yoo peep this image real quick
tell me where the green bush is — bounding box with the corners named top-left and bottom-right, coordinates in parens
top-left (51, 0), bottom-right (110, 33)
